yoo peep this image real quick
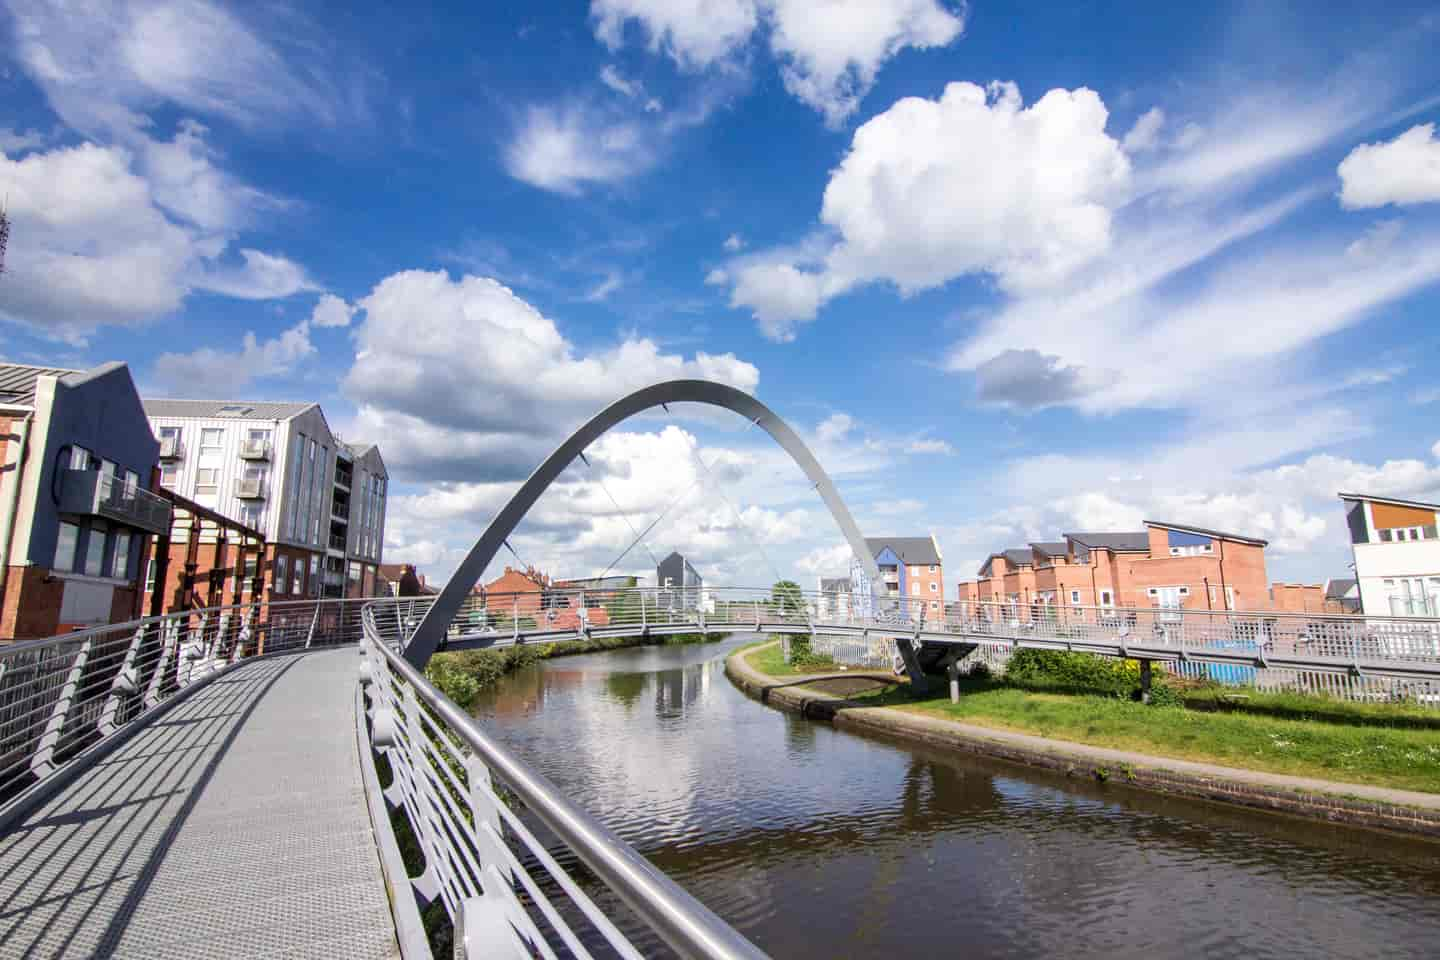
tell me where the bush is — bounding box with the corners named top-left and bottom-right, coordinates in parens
top-left (1005, 649), bottom-right (1139, 697)
top-left (781, 635), bottom-right (835, 671)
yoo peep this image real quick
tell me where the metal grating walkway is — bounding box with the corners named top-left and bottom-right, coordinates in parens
top-left (0, 649), bottom-right (398, 959)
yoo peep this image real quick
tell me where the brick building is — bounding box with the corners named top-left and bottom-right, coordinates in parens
top-left (957, 521), bottom-right (1273, 614)
top-left (866, 535), bottom-right (945, 616)
top-left (1, 363), bottom-right (169, 641)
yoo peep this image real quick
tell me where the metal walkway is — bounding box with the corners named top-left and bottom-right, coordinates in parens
top-left (0, 648), bottom-right (397, 960)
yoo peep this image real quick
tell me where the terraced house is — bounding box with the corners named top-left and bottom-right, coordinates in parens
top-left (866, 535), bottom-right (945, 617)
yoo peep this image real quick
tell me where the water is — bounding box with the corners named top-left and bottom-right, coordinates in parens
top-left (473, 636), bottom-right (1440, 959)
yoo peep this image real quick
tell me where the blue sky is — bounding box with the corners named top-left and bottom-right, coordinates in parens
top-left (3, 0), bottom-right (1440, 591)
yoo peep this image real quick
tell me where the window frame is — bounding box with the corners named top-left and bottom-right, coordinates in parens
top-left (200, 428), bottom-right (224, 451)
top-left (55, 522), bottom-right (81, 572)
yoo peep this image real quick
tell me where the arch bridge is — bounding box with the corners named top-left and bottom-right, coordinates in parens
top-left (1, 380), bottom-right (1438, 959)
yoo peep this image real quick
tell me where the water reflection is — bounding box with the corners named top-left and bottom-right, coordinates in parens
top-left (473, 637), bottom-right (1440, 959)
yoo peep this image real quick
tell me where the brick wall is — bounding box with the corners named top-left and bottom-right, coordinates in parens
top-left (1269, 583), bottom-right (1326, 613)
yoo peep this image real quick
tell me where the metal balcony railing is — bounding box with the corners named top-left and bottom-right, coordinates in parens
top-left (329, 534), bottom-right (348, 552)
top-left (57, 470), bottom-right (171, 536)
top-left (235, 477), bottom-right (266, 499)
top-left (239, 439), bottom-right (271, 460)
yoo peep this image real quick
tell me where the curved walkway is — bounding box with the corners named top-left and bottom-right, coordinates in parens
top-left (726, 643), bottom-right (1440, 837)
top-left (0, 648), bottom-right (397, 959)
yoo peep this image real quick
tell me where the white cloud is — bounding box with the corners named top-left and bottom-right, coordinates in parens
top-left (311, 293), bottom-right (357, 328)
top-left (0, 127), bottom-right (47, 153)
top-left (723, 232), bottom-right (744, 251)
top-left (1121, 106), bottom-right (1164, 153)
top-left (343, 270), bottom-right (760, 482)
top-left (796, 543), bottom-right (852, 575)
top-left (505, 103), bottom-right (654, 193)
top-left (582, 271), bottom-right (625, 302)
top-left (151, 319), bottom-right (316, 395)
top-left (141, 119), bottom-right (279, 231)
top-left (766, 0), bottom-right (964, 126)
top-left (599, 64), bottom-right (641, 98)
top-left (721, 81), bottom-right (1131, 337)
top-left (192, 248), bottom-right (316, 300)
top-left (904, 438), bottom-right (953, 454)
top-left (590, 0), bottom-right (965, 124)
top-left (1338, 123), bottom-right (1440, 209)
top-left (591, 0), bottom-right (760, 70)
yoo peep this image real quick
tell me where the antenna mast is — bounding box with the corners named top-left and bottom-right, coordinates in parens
top-left (0, 196), bottom-right (9, 276)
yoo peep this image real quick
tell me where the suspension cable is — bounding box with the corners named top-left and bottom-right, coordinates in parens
top-left (578, 450), bottom-right (664, 575)
top-left (687, 418), bottom-right (788, 590)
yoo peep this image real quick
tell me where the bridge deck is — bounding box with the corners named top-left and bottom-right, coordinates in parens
top-left (0, 648), bottom-right (397, 960)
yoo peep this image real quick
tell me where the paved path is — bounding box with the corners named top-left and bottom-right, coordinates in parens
top-left (0, 649), bottom-right (398, 959)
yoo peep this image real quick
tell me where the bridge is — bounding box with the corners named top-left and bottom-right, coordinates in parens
top-left (1, 379), bottom-right (1438, 959)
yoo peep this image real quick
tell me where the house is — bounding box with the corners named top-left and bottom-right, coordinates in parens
top-left (1337, 492), bottom-right (1440, 616)
top-left (1, 363), bottom-right (168, 640)
top-left (1323, 577), bottom-right (1361, 614)
top-left (956, 521), bottom-right (1272, 613)
top-left (145, 399), bottom-right (388, 604)
top-left (656, 551), bottom-right (703, 611)
top-left (865, 535), bottom-right (945, 616)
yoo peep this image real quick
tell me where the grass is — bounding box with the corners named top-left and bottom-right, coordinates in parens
top-left (742, 640), bottom-right (835, 677)
top-left (740, 641), bottom-right (1440, 794)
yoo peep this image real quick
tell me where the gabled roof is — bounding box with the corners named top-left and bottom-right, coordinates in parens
top-left (1030, 541), bottom-right (1068, 558)
top-left (1338, 491), bottom-right (1440, 512)
top-left (1324, 577), bottom-right (1358, 600)
top-left (1144, 520), bottom-right (1268, 547)
top-left (1001, 548), bottom-right (1034, 568)
top-left (142, 398), bottom-right (318, 420)
top-left (1065, 531), bottom-right (1150, 552)
top-left (866, 536), bottom-right (941, 565)
top-left (0, 362), bottom-right (82, 407)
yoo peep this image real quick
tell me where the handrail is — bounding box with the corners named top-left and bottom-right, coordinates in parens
top-left (360, 602), bottom-right (768, 960)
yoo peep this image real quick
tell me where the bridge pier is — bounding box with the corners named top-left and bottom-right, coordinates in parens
top-left (896, 638), bottom-right (928, 695)
top-left (948, 659), bottom-right (961, 704)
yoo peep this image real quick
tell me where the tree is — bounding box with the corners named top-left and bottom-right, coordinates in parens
top-left (771, 579), bottom-right (803, 611)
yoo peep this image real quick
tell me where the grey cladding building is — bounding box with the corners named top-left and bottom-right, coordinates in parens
top-left (656, 551), bottom-right (703, 611)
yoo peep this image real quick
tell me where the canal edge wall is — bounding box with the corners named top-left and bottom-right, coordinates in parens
top-left (724, 643), bottom-right (1440, 840)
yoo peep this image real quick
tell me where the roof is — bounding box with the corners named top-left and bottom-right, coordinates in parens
top-left (1002, 548), bottom-right (1034, 568)
top-left (0, 362), bottom-right (82, 407)
top-left (1064, 531), bottom-right (1150, 552)
top-left (1324, 577), bottom-right (1358, 600)
top-left (1030, 541), bottom-right (1068, 558)
top-left (142, 398), bottom-right (318, 420)
top-left (1144, 520), bottom-right (1268, 547)
top-left (865, 536), bottom-right (941, 565)
top-left (1337, 491), bottom-right (1440, 512)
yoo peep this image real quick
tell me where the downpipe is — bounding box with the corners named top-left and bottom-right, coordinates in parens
top-left (0, 412), bottom-right (33, 615)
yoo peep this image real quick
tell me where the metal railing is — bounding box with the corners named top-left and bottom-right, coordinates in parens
top-left (0, 597), bottom-right (375, 807)
top-left (57, 469), bottom-right (172, 535)
top-left (359, 604), bottom-right (767, 960)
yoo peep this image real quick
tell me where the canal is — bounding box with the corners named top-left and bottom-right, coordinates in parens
top-left (473, 636), bottom-right (1440, 959)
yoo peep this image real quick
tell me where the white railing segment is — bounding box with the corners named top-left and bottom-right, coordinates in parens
top-left (359, 603), bottom-right (769, 960)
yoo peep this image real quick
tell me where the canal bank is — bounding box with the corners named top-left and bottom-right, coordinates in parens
top-left (725, 641), bottom-right (1440, 838)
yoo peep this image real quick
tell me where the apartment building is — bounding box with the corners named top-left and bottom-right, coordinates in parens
top-left (657, 551), bottom-right (704, 612)
top-left (144, 400), bottom-right (388, 605)
top-left (1338, 492), bottom-right (1440, 616)
top-left (866, 536), bottom-right (945, 616)
top-left (1, 363), bottom-right (169, 640)
top-left (957, 521), bottom-right (1272, 614)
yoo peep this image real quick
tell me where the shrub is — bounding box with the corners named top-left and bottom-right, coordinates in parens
top-left (1005, 649), bottom-right (1138, 697)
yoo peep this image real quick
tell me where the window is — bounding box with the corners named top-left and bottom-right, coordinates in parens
top-left (275, 556), bottom-right (289, 595)
top-left (929, 564), bottom-right (938, 573)
top-left (159, 425), bottom-right (181, 441)
top-left (200, 428), bottom-right (224, 450)
top-left (160, 464), bottom-right (179, 487)
top-left (1100, 589), bottom-right (1114, 608)
top-left (69, 445), bottom-right (93, 470)
top-left (292, 557), bottom-right (305, 595)
top-left (144, 556), bottom-right (156, 594)
top-left (1169, 544), bottom-right (1214, 557)
top-left (55, 522), bottom-right (80, 572)
top-left (910, 581), bottom-right (920, 596)
top-left (85, 525), bottom-right (107, 576)
top-left (1387, 577), bottom-right (1439, 616)
top-left (123, 469), bottom-right (139, 495)
top-left (240, 503), bottom-right (264, 533)
top-left (929, 600), bottom-right (939, 611)
top-left (111, 531), bottom-right (132, 580)
top-left (310, 554), bottom-right (321, 596)
top-left (195, 468), bottom-right (219, 495)
top-left (218, 405), bottom-right (254, 417)
top-left (929, 581), bottom-right (938, 593)
top-left (248, 428), bottom-right (271, 444)
top-left (242, 555), bottom-right (258, 594)
top-left (1070, 590), bottom-right (1081, 605)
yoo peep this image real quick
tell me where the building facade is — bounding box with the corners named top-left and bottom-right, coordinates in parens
top-left (657, 551), bottom-right (703, 611)
top-left (865, 536), bottom-right (945, 616)
top-left (144, 400), bottom-right (388, 605)
top-left (1, 363), bottom-right (168, 641)
top-left (1339, 492), bottom-right (1440, 616)
top-left (956, 521), bottom-right (1272, 614)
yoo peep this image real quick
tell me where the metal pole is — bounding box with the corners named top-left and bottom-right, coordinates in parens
top-left (31, 637), bottom-right (94, 778)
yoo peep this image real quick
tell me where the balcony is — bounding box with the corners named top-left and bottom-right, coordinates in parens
top-left (158, 436), bottom-right (182, 460)
top-left (239, 439), bottom-right (271, 460)
top-left (329, 534), bottom-right (348, 552)
top-left (58, 470), bottom-right (171, 536)
top-left (331, 502), bottom-right (350, 522)
top-left (235, 477), bottom-right (266, 499)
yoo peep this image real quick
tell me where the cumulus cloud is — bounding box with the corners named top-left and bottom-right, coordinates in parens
top-left (310, 293), bottom-right (357, 328)
top-left (589, 0), bottom-right (965, 124)
top-left (504, 103), bottom-right (654, 193)
top-left (1338, 123), bottom-right (1440, 209)
top-left (343, 270), bottom-right (760, 482)
top-left (719, 81), bottom-right (1130, 338)
top-left (973, 349), bottom-right (1104, 410)
top-left (192, 248), bottom-right (315, 299)
top-left (151, 319), bottom-right (316, 395)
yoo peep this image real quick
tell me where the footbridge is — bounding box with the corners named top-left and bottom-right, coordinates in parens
top-left (2, 378), bottom-right (1439, 959)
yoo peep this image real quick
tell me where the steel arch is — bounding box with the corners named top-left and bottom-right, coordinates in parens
top-left (404, 379), bottom-right (884, 666)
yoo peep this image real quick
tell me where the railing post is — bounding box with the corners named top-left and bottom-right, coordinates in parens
top-left (31, 637), bottom-right (94, 779)
top-left (639, 589), bottom-right (648, 634)
top-left (304, 602), bottom-right (321, 649)
top-left (99, 624), bottom-right (146, 736)
top-left (145, 617), bottom-right (180, 707)
top-left (512, 595), bottom-right (520, 642)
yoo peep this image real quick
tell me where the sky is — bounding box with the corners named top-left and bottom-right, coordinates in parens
top-left (3, 0), bottom-right (1440, 592)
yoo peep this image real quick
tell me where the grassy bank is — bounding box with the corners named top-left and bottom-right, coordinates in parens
top-left (740, 645), bottom-right (1440, 794)
top-left (429, 632), bottom-right (718, 708)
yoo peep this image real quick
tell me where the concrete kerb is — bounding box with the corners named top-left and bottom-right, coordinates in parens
top-left (724, 641), bottom-right (1440, 839)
